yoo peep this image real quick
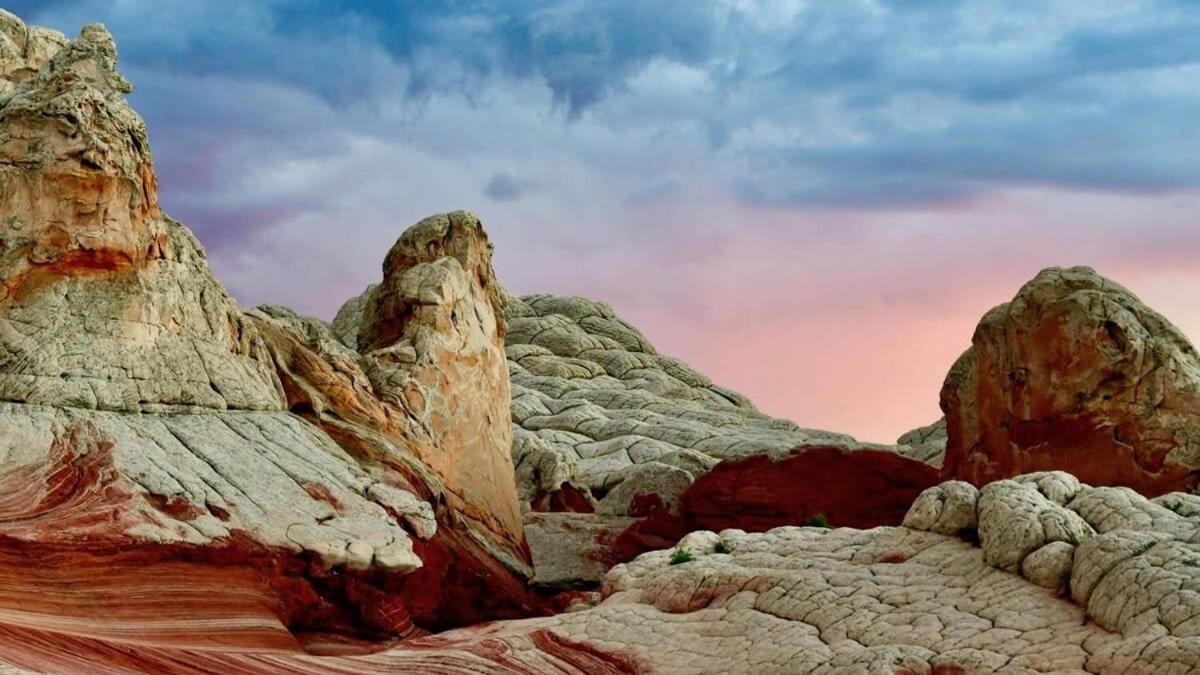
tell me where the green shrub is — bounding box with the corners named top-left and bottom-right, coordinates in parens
top-left (713, 539), bottom-right (732, 554)
top-left (804, 513), bottom-right (831, 528)
top-left (669, 547), bottom-right (694, 565)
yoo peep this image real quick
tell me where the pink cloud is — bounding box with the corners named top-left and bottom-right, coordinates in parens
top-left (496, 186), bottom-right (1200, 443)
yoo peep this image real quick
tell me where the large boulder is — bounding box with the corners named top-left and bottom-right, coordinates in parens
top-left (0, 10), bottom-right (538, 645)
top-left (942, 266), bottom-right (1200, 495)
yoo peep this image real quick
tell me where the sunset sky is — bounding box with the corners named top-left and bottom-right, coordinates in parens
top-left (13, 0), bottom-right (1199, 442)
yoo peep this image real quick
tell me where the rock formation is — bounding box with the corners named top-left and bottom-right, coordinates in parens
top-left (478, 293), bottom-right (941, 585)
top-left (498, 294), bottom-right (877, 512)
top-left (0, 10), bottom-right (537, 646)
top-left (3, 470), bottom-right (1198, 673)
top-left (897, 417), bottom-right (947, 465)
top-left (3, 9), bottom-right (1200, 675)
top-left (942, 266), bottom-right (1200, 495)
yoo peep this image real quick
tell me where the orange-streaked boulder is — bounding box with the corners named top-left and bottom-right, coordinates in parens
top-left (942, 266), bottom-right (1200, 495)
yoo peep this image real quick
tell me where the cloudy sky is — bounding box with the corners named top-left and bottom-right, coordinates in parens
top-left (12, 0), bottom-right (1199, 442)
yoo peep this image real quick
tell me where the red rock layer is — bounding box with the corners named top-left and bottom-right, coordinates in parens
top-left (612, 446), bottom-right (940, 561)
top-left (942, 412), bottom-right (1195, 496)
top-left (0, 536), bottom-right (633, 673)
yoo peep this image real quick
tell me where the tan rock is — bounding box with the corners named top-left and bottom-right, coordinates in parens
top-left (341, 211), bottom-right (525, 558)
top-left (0, 11), bottom-right (540, 641)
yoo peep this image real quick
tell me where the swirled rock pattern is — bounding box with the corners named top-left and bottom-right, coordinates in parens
top-left (7, 487), bottom-right (1198, 674)
top-left (0, 9), bottom-right (537, 650)
top-left (3, 9), bottom-right (1200, 675)
top-left (942, 266), bottom-right (1200, 494)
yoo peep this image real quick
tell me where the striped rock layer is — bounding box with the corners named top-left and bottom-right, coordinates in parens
top-left (0, 9), bottom-right (538, 651)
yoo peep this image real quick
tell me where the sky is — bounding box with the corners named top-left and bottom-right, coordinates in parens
top-left (10, 0), bottom-right (1200, 443)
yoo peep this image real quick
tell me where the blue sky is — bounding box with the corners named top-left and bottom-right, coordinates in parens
top-left (10, 0), bottom-right (1200, 440)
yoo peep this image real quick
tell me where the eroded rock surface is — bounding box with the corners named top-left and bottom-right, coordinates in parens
top-left (897, 417), bottom-right (947, 466)
top-left (7, 476), bottom-right (1199, 674)
top-left (0, 11), bottom-right (537, 645)
top-left (942, 266), bottom-right (1200, 494)
top-left (500, 293), bottom-right (880, 512)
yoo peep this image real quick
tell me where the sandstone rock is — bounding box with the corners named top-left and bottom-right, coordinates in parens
top-left (337, 212), bottom-right (524, 556)
top-left (897, 417), bottom-right (947, 465)
top-left (979, 478), bottom-right (1094, 573)
top-left (524, 512), bottom-right (635, 588)
top-left (942, 266), bottom-right (1200, 495)
top-left (908, 468), bottom-right (1200, 669)
top-left (902, 479), bottom-right (978, 535)
top-left (615, 445), bottom-right (940, 562)
top-left (1020, 540), bottom-right (1075, 589)
top-left (0, 12), bottom-right (538, 644)
top-left (595, 462), bottom-right (693, 517)
top-left (499, 292), bottom-right (880, 509)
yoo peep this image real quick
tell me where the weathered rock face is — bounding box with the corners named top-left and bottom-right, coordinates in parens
top-left (490, 292), bottom-right (942, 587)
top-left (897, 417), bottom-right (947, 466)
top-left (333, 211), bottom-right (523, 559)
top-left (4, 470), bottom-right (1197, 674)
top-left (613, 445), bottom-right (940, 562)
top-left (0, 11), bottom-right (537, 647)
top-left (500, 292), bottom-right (895, 512)
top-left (0, 15), bottom-right (283, 412)
top-left (942, 266), bottom-right (1200, 495)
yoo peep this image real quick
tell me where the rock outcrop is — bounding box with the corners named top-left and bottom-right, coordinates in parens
top-left (0, 10), bottom-right (537, 646)
top-left (480, 293), bottom-right (942, 586)
top-left (499, 294), bottom-right (878, 512)
top-left (942, 266), bottom-right (1200, 495)
top-left (3, 470), bottom-right (1198, 674)
top-left (4, 9), bottom-right (1200, 675)
top-left (897, 417), bottom-right (947, 466)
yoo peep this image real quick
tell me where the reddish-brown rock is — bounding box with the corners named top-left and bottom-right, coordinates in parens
top-left (941, 267), bottom-right (1200, 496)
top-left (612, 445), bottom-right (940, 561)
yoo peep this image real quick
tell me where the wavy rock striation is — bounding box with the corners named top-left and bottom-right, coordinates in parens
top-left (0, 10), bottom-right (538, 653)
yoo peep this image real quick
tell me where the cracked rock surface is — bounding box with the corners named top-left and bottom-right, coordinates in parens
top-left (501, 293), bottom-right (875, 509)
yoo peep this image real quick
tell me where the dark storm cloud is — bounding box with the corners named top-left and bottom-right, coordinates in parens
top-left (13, 0), bottom-right (1199, 219)
top-left (484, 173), bottom-right (524, 202)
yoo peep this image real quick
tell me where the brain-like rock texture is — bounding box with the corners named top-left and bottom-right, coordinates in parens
top-left (0, 11), bottom-right (537, 647)
top-left (942, 266), bottom-right (1200, 495)
top-left (5, 471), bottom-right (1200, 673)
top-left (486, 293), bottom-right (942, 584)
top-left (3, 10), bottom-right (1200, 675)
top-left (499, 293), bottom-right (910, 511)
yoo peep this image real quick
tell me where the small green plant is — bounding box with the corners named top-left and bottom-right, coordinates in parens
top-left (669, 547), bottom-right (694, 565)
top-left (713, 539), bottom-right (732, 554)
top-left (1163, 501), bottom-right (1187, 516)
top-left (804, 513), bottom-right (831, 529)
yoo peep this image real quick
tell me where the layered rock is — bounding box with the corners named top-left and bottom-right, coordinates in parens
top-left (335, 212), bottom-right (523, 554)
top-left (4, 471), bottom-right (1199, 673)
top-left (942, 266), bottom-right (1200, 494)
top-left (0, 11), bottom-right (536, 645)
top-left (471, 293), bottom-right (942, 586)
